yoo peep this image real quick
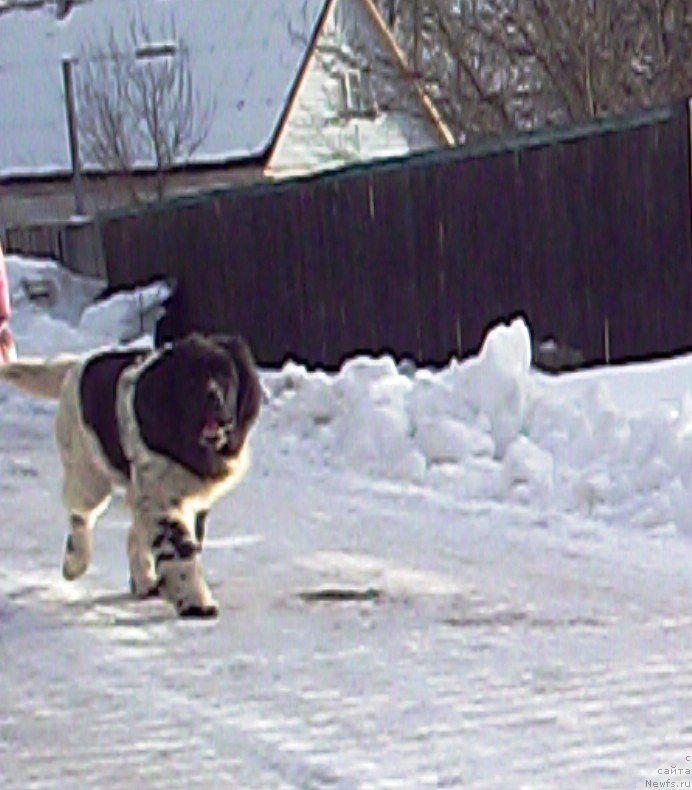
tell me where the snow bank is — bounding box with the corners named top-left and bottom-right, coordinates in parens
top-left (79, 281), bottom-right (171, 345)
top-left (6, 255), bottom-right (102, 325)
top-left (6, 255), bottom-right (168, 355)
top-left (265, 317), bottom-right (692, 538)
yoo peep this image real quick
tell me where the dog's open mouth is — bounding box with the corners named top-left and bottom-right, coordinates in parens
top-left (201, 419), bottom-right (232, 452)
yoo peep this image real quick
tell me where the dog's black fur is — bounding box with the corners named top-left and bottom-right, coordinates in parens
top-left (81, 349), bottom-right (146, 479)
top-left (134, 335), bottom-right (261, 480)
top-left (80, 335), bottom-right (261, 483)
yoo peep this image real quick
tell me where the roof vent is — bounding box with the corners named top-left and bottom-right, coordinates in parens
top-left (135, 41), bottom-right (178, 61)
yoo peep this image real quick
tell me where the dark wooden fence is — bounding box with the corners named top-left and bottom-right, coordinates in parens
top-left (6, 219), bottom-right (106, 279)
top-left (100, 101), bottom-right (692, 368)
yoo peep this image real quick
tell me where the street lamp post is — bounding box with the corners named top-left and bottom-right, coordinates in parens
top-left (61, 57), bottom-right (86, 216)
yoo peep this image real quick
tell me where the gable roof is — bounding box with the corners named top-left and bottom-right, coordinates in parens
top-left (267, 0), bottom-right (454, 163)
top-left (0, 0), bottom-right (329, 178)
top-left (359, 0), bottom-right (454, 147)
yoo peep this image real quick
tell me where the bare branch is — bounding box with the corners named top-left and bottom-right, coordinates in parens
top-left (373, 0), bottom-right (692, 142)
top-left (76, 10), bottom-right (215, 201)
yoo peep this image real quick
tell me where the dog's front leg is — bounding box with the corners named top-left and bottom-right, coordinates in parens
top-left (149, 515), bottom-right (218, 618)
top-left (125, 486), bottom-right (158, 597)
top-left (127, 521), bottom-right (159, 597)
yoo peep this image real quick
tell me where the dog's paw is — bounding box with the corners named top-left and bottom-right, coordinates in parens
top-left (62, 549), bottom-right (88, 581)
top-left (129, 576), bottom-right (162, 598)
top-left (62, 529), bottom-right (91, 581)
top-left (177, 603), bottom-right (219, 619)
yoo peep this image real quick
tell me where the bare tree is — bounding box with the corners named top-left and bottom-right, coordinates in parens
top-left (77, 12), bottom-right (215, 201)
top-left (375, 0), bottom-right (692, 143)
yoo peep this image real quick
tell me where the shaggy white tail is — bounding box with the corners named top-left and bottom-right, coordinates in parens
top-left (0, 356), bottom-right (79, 400)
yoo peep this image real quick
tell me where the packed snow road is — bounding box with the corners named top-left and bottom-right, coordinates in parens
top-left (1, 432), bottom-right (691, 789)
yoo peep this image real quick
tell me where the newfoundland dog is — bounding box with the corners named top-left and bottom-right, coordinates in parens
top-left (0, 333), bottom-right (262, 618)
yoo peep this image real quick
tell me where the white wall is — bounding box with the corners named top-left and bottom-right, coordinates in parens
top-left (267, 0), bottom-right (444, 178)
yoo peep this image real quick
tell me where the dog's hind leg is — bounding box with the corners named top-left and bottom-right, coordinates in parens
top-left (55, 367), bottom-right (112, 581)
top-left (61, 474), bottom-right (111, 581)
top-left (63, 513), bottom-right (95, 581)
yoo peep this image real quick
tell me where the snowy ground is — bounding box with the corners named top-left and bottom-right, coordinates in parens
top-left (1, 256), bottom-right (691, 789)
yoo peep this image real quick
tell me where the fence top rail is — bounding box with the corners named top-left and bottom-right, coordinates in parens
top-left (98, 100), bottom-right (687, 225)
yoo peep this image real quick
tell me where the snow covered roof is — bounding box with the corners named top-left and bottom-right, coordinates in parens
top-left (0, 0), bottom-right (328, 178)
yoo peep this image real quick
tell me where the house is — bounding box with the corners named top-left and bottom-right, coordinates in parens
top-left (0, 0), bottom-right (453, 230)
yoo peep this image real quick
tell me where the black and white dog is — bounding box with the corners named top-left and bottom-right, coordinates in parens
top-left (0, 333), bottom-right (262, 618)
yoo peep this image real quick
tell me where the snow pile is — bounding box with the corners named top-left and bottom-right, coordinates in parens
top-left (262, 319), bottom-right (534, 485)
top-left (79, 281), bottom-right (171, 345)
top-left (460, 316), bottom-right (533, 457)
top-left (6, 255), bottom-right (168, 355)
top-left (527, 374), bottom-right (692, 535)
top-left (264, 318), bottom-right (692, 538)
top-left (4, 255), bottom-right (692, 538)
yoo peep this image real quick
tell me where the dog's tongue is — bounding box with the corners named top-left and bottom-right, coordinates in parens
top-left (202, 418), bottom-right (220, 439)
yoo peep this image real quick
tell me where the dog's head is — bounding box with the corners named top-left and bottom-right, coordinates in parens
top-left (134, 333), bottom-right (262, 479)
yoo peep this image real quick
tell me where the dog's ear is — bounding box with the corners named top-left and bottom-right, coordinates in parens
top-left (212, 335), bottom-right (262, 429)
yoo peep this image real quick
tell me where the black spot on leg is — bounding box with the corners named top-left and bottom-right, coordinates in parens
top-left (195, 511), bottom-right (209, 545)
top-left (67, 515), bottom-right (86, 556)
top-left (152, 532), bottom-right (166, 550)
top-left (154, 551), bottom-right (175, 570)
top-left (152, 518), bottom-right (199, 570)
top-left (178, 603), bottom-right (219, 619)
top-left (177, 541), bottom-right (197, 561)
top-left (129, 576), bottom-right (162, 598)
